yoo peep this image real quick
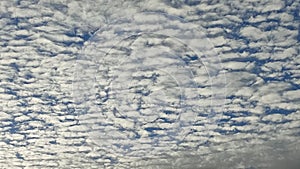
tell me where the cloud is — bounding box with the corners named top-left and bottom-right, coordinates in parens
top-left (0, 0), bottom-right (299, 168)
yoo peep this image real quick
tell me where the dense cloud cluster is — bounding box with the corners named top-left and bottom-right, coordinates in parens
top-left (0, 0), bottom-right (299, 168)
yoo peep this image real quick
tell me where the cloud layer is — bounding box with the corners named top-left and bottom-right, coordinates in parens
top-left (0, 0), bottom-right (299, 168)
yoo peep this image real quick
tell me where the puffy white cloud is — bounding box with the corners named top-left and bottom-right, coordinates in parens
top-left (240, 26), bottom-right (265, 41)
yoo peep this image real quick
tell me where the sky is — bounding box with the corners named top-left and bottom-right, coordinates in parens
top-left (0, 0), bottom-right (299, 168)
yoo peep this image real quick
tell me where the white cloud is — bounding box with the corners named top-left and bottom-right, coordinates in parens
top-left (240, 26), bottom-right (265, 41)
top-left (0, 112), bottom-right (12, 121)
top-left (260, 0), bottom-right (284, 13)
top-left (0, 0), bottom-right (300, 168)
top-left (260, 93), bottom-right (282, 104)
top-left (283, 90), bottom-right (300, 101)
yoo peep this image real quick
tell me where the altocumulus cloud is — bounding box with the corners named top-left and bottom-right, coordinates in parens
top-left (0, 0), bottom-right (299, 168)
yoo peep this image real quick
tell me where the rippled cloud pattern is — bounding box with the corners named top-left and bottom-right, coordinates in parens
top-left (0, 0), bottom-right (299, 169)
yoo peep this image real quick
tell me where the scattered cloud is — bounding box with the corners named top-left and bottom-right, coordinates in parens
top-left (0, 0), bottom-right (299, 168)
